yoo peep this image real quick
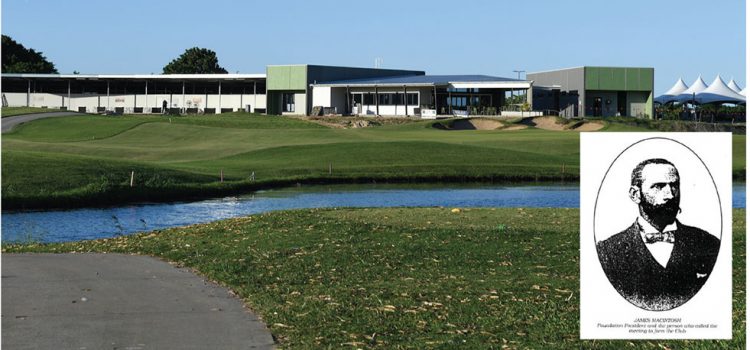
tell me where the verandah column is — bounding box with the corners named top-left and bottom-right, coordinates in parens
top-left (67, 80), bottom-right (71, 110)
top-left (375, 85), bottom-right (379, 116)
top-left (346, 85), bottom-right (350, 115)
top-left (403, 85), bottom-right (407, 116)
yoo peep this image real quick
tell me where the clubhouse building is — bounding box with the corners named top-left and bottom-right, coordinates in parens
top-left (1, 64), bottom-right (654, 118)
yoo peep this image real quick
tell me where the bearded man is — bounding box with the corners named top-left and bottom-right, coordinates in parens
top-left (596, 158), bottom-right (720, 311)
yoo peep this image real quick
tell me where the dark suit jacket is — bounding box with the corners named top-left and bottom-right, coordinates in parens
top-left (596, 220), bottom-right (720, 311)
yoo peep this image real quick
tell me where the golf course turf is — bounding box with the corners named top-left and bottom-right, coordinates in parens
top-left (2, 113), bottom-right (744, 209)
top-left (4, 208), bottom-right (745, 349)
top-left (2, 114), bottom-right (745, 347)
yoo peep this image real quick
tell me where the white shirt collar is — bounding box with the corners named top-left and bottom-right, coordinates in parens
top-left (637, 215), bottom-right (677, 234)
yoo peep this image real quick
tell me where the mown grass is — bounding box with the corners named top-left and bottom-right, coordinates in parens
top-left (4, 208), bottom-right (744, 349)
top-left (1, 106), bottom-right (68, 117)
top-left (2, 114), bottom-right (745, 209)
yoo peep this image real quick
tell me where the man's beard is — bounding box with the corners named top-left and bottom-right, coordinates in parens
top-left (640, 195), bottom-right (680, 230)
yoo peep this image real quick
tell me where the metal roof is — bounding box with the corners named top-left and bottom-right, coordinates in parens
top-left (314, 74), bottom-right (526, 87)
top-left (1, 73), bottom-right (266, 80)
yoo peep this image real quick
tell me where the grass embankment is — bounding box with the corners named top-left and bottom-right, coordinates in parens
top-left (4, 208), bottom-right (745, 349)
top-left (2, 114), bottom-right (745, 209)
top-left (1, 106), bottom-right (68, 118)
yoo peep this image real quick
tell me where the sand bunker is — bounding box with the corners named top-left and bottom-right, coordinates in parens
top-left (449, 118), bottom-right (504, 130)
top-left (573, 121), bottom-right (604, 131)
top-left (523, 116), bottom-right (604, 131)
top-left (524, 116), bottom-right (566, 130)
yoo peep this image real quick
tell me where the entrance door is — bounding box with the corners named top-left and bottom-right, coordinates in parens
top-left (593, 97), bottom-right (602, 117)
top-left (617, 91), bottom-right (627, 117)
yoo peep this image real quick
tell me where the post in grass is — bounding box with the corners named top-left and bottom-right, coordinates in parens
top-left (329, 162), bottom-right (332, 175)
top-left (220, 169), bottom-right (224, 183)
top-left (130, 171), bottom-right (135, 187)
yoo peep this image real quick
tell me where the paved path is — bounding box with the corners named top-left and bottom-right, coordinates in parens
top-left (2, 111), bottom-right (83, 133)
top-left (2, 253), bottom-right (275, 349)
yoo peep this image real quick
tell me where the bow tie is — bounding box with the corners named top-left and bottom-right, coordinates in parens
top-left (644, 231), bottom-right (675, 244)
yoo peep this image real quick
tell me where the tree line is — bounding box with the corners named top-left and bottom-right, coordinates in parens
top-left (2, 35), bottom-right (228, 74)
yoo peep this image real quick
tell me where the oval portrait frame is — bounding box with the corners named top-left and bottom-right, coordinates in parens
top-left (592, 136), bottom-right (723, 311)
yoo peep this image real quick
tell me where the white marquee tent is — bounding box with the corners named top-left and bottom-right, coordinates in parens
top-left (674, 75), bottom-right (708, 104)
top-left (727, 78), bottom-right (743, 94)
top-left (656, 75), bottom-right (745, 105)
top-left (654, 78), bottom-right (688, 104)
top-left (695, 75), bottom-right (745, 104)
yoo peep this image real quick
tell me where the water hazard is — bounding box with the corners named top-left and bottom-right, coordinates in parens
top-left (2, 183), bottom-right (745, 243)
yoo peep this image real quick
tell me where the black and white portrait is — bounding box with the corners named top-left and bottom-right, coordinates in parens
top-left (595, 157), bottom-right (719, 311)
top-left (580, 133), bottom-right (731, 340)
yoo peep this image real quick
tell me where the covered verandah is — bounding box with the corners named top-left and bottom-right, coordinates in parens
top-left (311, 75), bottom-right (533, 117)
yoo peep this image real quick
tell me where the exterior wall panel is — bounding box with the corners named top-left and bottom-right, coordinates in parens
top-left (267, 65), bottom-right (307, 90)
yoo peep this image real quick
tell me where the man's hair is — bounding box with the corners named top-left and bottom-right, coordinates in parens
top-left (631, 158), bottom-right (678, 188)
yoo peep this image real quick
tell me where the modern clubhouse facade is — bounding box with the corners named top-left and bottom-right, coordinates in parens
top-left (1, 64), bottom-right (655, 118)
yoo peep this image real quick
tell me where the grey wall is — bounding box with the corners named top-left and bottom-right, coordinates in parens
top-left (528, 67), bottom-right (585, 116)
top-left (585, 91), bottom-right (618, 117)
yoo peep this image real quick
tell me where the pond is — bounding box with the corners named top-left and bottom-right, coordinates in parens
top-left (2, 183), bottom-right (745, 243)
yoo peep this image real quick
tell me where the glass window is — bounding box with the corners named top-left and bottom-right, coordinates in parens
top-left (282, 93), bottom-right (295, 112)
top-left (379, 93), bottom-right (394, 105)
top-left (352, 93), bottom-right (362, 104)
top-left (407, 93), bottom-right (418, 105)
top-left (364, 93), bottom-right (375, 105)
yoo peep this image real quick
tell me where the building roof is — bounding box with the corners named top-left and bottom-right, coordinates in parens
top-left (1, 73), bottom-right (266, 80)
top-left (313, 74), bottom-right (527, 87)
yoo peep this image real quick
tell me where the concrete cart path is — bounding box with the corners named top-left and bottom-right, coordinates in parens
top-left (2, 253), bottom-right (275, 349)
top-left (2, 111), bottom-right (83, 133)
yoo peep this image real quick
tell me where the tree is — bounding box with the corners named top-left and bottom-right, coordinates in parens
top-left (1, 35), bottom-right (58, 73)
top-left (162, 47), bottom-right (228, 74)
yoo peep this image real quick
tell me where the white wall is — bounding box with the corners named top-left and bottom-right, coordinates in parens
top-left (312, 87), bottom-right (332, 107)
top-left (2, 92), bottom-right (266, 113)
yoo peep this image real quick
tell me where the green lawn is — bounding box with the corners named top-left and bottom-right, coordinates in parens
top-left (1, 106), bottom-right (69, 118)
top-left (2, 113), bottom-right (745, 209)
top-left (4, 208), bottom-right (744, 349)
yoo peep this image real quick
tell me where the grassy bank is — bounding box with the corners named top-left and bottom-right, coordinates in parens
top-left (2, 114), bottom-right (745, 209)
top-left (4, 208), bottom-right (744, 349)
top-left (1, 106), bottom-right (68, 117)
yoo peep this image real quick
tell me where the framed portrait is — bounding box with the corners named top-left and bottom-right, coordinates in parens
top-left (580, 133), bottom-right (732, 339)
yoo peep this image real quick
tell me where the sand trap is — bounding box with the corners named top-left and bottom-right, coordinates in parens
top-left (443, 118), bottom-right (504, 130)
top-left (523, 116), bottom-right (604, 131)
top-left (572, 121), bottom-right (604, 131)
top-left (524, 116), bottom-right (566, 130)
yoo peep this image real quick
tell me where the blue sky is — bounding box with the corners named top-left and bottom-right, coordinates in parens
top-left (2, 0), bottom-right (745, 93)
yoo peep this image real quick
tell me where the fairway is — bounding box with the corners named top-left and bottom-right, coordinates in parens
top-left (2, 113), bottom-right (745, 209)
top-left (4, 208), bottom-right (744, 349)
